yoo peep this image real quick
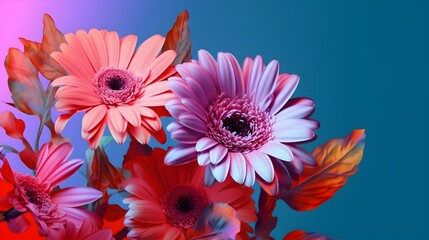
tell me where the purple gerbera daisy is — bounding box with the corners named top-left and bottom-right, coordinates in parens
top-left (164, 50), bottom-right (319, 195)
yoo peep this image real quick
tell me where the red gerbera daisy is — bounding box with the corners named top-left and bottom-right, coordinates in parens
top-left (123, 148), bottom-right (256, 239)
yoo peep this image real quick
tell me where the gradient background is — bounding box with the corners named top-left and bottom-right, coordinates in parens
top-left (0, 0), bottom-right (428, 239)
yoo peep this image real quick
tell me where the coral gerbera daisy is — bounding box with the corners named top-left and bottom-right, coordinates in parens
top-left (51, 29), bottom-right (177, 148)
top-left (123, 148), bottom-right (256, 239)
top-left (164, 50), bottom-right (319, 195)
top-left (0, 143), bottom-right (102, 236)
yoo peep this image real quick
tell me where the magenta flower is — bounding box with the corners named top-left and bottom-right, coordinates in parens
top-left (0, 143), bottom-right (102, 236)
top-left (164, 50), bottom-right (319, 195)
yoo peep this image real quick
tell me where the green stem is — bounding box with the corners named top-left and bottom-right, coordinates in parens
top-left (34, 118), bottom-right (44, 152)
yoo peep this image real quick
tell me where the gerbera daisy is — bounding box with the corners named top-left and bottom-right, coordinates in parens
top-left (0, 143), bottom-right (102, 236)
top-left (51, 29), bottom-right (177, 148)
top-left (164, 50), bottom-right (319, 195)
top-left (123, 148), bottom-right (256, 239)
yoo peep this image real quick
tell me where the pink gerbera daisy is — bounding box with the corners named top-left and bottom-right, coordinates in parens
top-left (123, 148), bottom-right (256, 239)
top-left (51, 29), bottom-right (177, 148)
top-left (0, 143), bottom-right (102, 236)
top-left (164, 50), bottom-right (319, 195)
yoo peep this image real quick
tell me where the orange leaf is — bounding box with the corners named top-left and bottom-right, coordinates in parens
top-left (5, 48), bottom-right (46, 118)
top-left (0, 112), bottom-right (37, 169)
top-left (281, 129), bottom-right (366, 211)
top-left (283, 230), bottom-right (332, 240)
top-left (20, 14), bottom-right (67, 81)
top-left (162, 10), bottom-right (192, 65)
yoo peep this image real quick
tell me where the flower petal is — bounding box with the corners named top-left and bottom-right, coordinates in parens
top-left (164, 144), bottom-right (197, 165)
top-left (245, 151), bottom-right (274, 183)
top-left (52, 187), bottom-right (102, 207)
top-left (259, 141), bottom-right (293, 162)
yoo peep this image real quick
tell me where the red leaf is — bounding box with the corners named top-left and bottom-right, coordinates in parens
top-left (281, 129), bottom-right (366, 211)
top-left (283, 230), bottom-right (333, 240)
top-left (252, 190), bottom-right (277, 240)
top-left (20, 14), bottom-right (67, 81)
top-left (122, 136), bottom-right (153, 171)
top-left (162, 10), bottom-right (192, 65)
top-left (5, 48), bottom-right (46, 118)
top-left (0, 112), bottom-right (37, 169)
top-left (0, 112), bottom-right (25, 140)
top-left (88, 146), bottom-right (125, 196)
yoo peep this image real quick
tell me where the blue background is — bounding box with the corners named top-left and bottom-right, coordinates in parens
top-left (0, 0), bottom-right (428, 239)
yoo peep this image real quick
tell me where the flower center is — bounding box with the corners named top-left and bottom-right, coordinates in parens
top-left (206, 94), bottom-right (274, 153)
top-left (94, 67), bottom-right (143, 105)
top-left (107, 77), bottom-right (125, 90)
top-left (163, 185), bottom-right (210, 230)
top-left (222, 113), bottom-right (253, 137)
top-left (14, 174), bottom-right (55, 216)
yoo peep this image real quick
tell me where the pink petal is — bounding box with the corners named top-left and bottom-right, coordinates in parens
top-left (225, 53), bottom-right (245, 96)
top-left (139, 92), bottom-right (175, 107)
top-left (210, 154), bottom-right (230, 182)
top-left (105, 31), bottom-right (120, 67)
top-left (82, 105), bottom-right (107, 133)
top-left (164, 144), bottom-right (197, 165)
top-left (245, 151), bottom-right (274, 183)
top-left (53, 33), bottom-right (95, 80)
top-left (258, 141), bottom-right (293, 162)
top-left (242, 57), bottom-right (253, 90)
top-left (168, 77), bottom-right (193, 99)
top-left (247, 55), bottom-right (264, 98)
top-left (43, 159), bottom-right (83, 187)
top-left (117, 105), bottom-right (141, 127)
top-left (163, 227), bottom-right (181, 240)
top-left (55, 111), bottom-right (76, 133)
top-left (61, 207), bottom-right (102, 229)
top-left (7, 215), bottom-right (30, 233)
top-left (88, 29), bottom-right (108, 67)
top-left (254, 60), bottom-right (278, 107)
top-left (51, 75), bottom-right (94, 89)
top-left (171, 127), bottom-right (204, 144)
top-left (209, 144), bottom-right (228, 164)
top-left (86, 116), bottom-right (107, 149)
top-left (142, 81), bottom-right (170, 98)
top-left (185, 77), bottom-right (210, 108)
top-left (128, 125), bottom-right (151, 144)
top-left (243, 161), bottom-right (255, 187)
top-left (128, 34), bottom-right (164, 73)
top-left (270, 74), bottom-right (299, 115)
top-left (276, 104), bottom-right (315, 120)
top-left (229, 152), bottom-right (246, 184)
top-left (196, 137), bottom-right (219, 152)
top-left (182, 63), bottom-right (219, 101)
top-left (198, 50), bottom-right (218, 81)
top-left (217, 52), bottom-right (236, 98)
top-left (177, 112), bottom-right (207, 133)
top-left (165, 99), bottom-right (188, 118)
top-left (182, 98), bottom-right (207, 120)
top-left (75, 30), bottom-right (102, 71)
top-left (36, 143), bottom-right (73, 181)
top-left (107, 107), bottom-right (127, 144)
top-left (145, 50), bottom-right (176, 84)
top-left (197, 151), bottom-right (211, 166)
top-left (274, 118), bottom-right (319, 131)
top-left (273, 127), bottom-right (316, 143)
top-left (118, 34), bottom-right (137, 69)
top-left (52, 187), bottom-right (102, 207)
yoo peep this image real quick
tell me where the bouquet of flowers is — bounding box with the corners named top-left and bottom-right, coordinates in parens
top-left (0, 11), bottom-right (365, 240)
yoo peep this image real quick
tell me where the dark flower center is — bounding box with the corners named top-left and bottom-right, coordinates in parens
top-left (94, 67), bottom-right (143, 105)
top-left (107, 77), bottom-right (125, 90)
top-left (176, 195), bottom-right (195, 213)
top-left (222, 113), bottom-right (253, 137)
top-left (163, 185), bottom-right (210, 230)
